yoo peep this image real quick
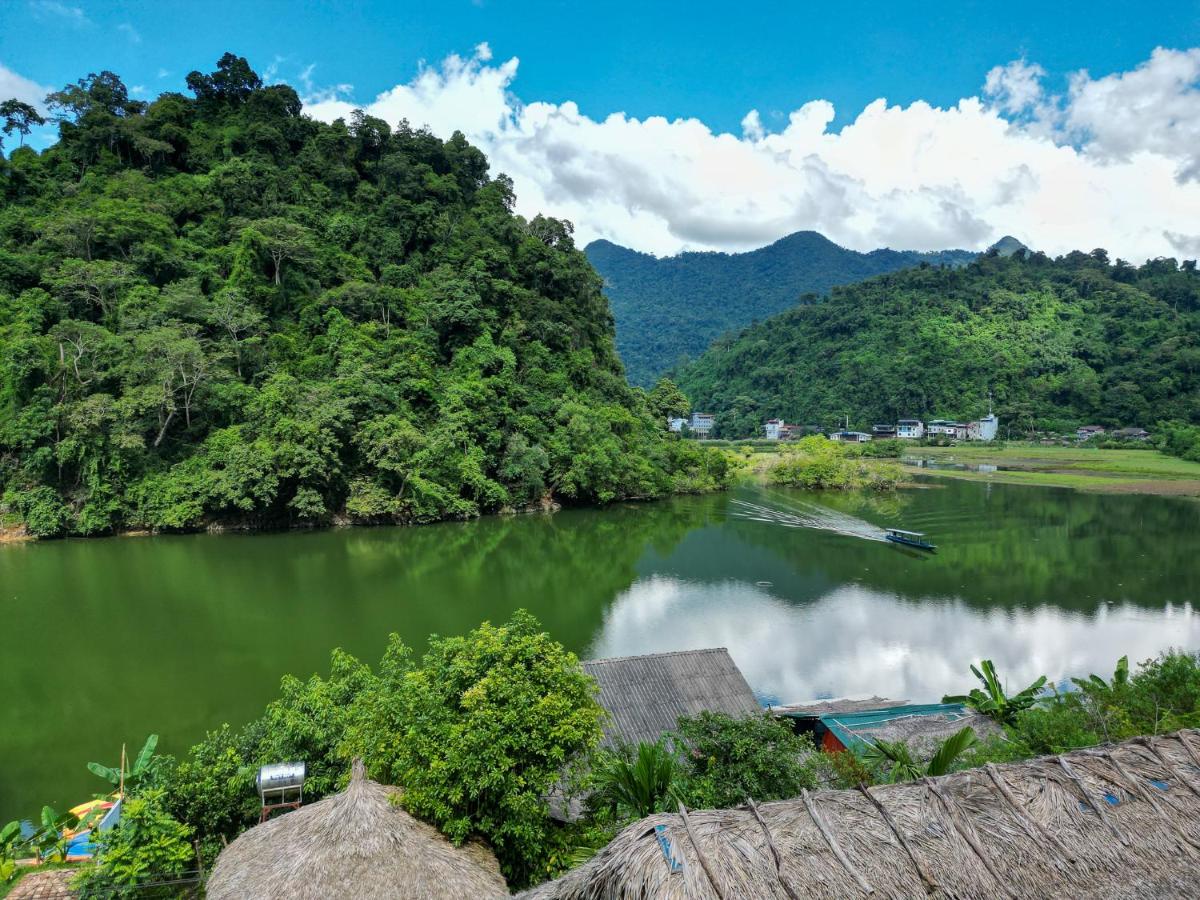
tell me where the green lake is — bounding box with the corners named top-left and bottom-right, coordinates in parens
top-left (2, 477), bottom-right (1198, 820)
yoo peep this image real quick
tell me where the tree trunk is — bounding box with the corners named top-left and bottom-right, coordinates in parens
top-left (153, 408), bottom-right (176, 448)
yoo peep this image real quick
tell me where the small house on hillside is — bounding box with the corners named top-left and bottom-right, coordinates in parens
top-left (582, 648), bottom-right (760, 748)
top-left (1111, 427), bottom-right (1151, 441)
top-left (519, 729), bottom-right (1200, 899)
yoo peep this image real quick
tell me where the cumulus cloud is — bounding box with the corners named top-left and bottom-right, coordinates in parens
top-left (0, 62), bottom-right (52, 112)
top-left (304, 45), bottom-right (1200, 260)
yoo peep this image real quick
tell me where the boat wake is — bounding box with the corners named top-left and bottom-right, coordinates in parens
top-left (730, 496), bottom-right (889, 542)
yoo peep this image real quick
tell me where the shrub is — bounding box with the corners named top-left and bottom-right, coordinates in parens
top-left (587, 740), bottom-right (683, 820)
top-left (673, 712), bottom-right (820, 808)
top-left (346, 610), bottom-right (604, 886)
top-left (73, 791), bottom-right (194, 899)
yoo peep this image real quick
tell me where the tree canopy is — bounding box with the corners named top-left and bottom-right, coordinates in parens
top-left (676, 251), bottom-right (1200, 437)
top-left (0, 54), bottom-right (727, 537)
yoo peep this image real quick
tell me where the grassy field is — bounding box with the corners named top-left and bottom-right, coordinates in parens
top-left (904, 444), bottom-right (1200, 496)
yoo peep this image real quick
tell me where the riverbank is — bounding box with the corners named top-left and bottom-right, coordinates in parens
top-left (902, 444), bottom-right (1200, 497)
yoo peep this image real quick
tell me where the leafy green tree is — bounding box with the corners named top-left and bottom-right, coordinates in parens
top-left (672, 711), bottom-right (820, 808)
top-left (73, 791), bottom-right (194, 899)
top-left (942, 660), bottom-right (1047, 725)
top-left (1, 99), bottom-right (45, 148)
top-left (646, 377), bottom-right (690, 423)
top-left (346, 611), bottom-right (604, 885)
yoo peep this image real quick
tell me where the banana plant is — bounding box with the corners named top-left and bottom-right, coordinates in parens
top-left (865, 726), bottom-right (979, 783)
top-left (88, 734), bottom-right (158, 795)
top-left (1, 820), bottom-right (24, 883)
top-left (590, 740), bottom-right (684, 819)
top-left (32, 807), bottom-right (78, 863)
top-left (1072, 655), bottom-right (1129, 696)
top-left (942, 660), bottom-right (1046, 725)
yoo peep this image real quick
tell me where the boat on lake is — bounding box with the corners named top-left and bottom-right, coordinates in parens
top-left (884, 528), bottom-right (936, 551)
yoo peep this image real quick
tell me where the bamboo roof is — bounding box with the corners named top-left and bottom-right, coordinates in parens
top-left (583, 648), bottom-right (760, 748)
top-left (520, 730), bottom-right (1200, 899)
top-left (206, 760), bottom-right (507, 900)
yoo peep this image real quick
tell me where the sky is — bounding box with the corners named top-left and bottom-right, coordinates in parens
top-left (3, 0), bottom-right (1200, 259)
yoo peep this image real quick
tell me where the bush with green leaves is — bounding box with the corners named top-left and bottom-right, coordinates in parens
top-left (864, 726), bottom-right (978, 783)
top-left (942, 659), bottom-right (1047, 726)
top-left (73, 790), bottom-right (194, 899)
top-left (346, 610), bottom-right (604, 886)
top-left (767, 436), bottom-right (905, 490)
top-left (672, 711), bottom-right (821, 808)
top-left (587, 740), bottom-right (683, 820)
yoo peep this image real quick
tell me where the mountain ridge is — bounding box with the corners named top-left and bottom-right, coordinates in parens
top-left (585, 231), bottom-right (977, 386)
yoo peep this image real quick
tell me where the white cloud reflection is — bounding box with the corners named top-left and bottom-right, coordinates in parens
top-left (589, 575), bottom-right (1199, 704)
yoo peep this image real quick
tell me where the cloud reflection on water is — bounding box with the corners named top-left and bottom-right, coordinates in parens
top-left (589, 575), bottom-right (1199, 704)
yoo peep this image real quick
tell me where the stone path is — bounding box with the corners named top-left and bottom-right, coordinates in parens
top-left (6, 868), bottom-right (77, 899)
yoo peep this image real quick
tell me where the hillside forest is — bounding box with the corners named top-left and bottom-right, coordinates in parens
top-left (0, 54), bottom-right (729, 538)
top-left (675, 251), bottom-right (1200, 438)
top-left (586, 231), bottom-right (975, 386)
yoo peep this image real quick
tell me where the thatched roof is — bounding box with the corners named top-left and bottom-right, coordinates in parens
top-left (206, 760), bottom-right (507, 900)
top-left (520, 730), bottom-right (1200, 899)
top-left (583, 648), bottom-right (759, 748)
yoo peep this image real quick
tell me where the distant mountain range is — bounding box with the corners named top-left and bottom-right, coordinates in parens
top-left (585, 231), bottom-right (977, 386)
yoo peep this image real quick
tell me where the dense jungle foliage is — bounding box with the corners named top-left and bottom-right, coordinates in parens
top-left (585, 231), bottom-right (975, 386)
top-left (0, 54), bottom-right (729, 538)
top-left (676, 250), bottom-right (1200, 437)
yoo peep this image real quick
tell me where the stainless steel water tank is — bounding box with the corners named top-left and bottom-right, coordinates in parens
top-left (256, 761), bottom-right (306, 795)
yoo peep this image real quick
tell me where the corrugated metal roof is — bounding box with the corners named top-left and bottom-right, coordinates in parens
top-left (582, 648), bottom-right (760, 748)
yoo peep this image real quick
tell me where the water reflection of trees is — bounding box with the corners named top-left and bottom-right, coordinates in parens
top-left (728, 481), bottom-right (1200, 611)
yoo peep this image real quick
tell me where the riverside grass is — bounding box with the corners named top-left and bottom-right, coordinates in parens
top-left (520, 730), bottom-right (1200, 899)
top-left (907, 444), bottom-right (1200, 496)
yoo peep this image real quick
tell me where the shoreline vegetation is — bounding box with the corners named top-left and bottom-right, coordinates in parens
top-left (902, 443), bottom-right (1200, 497)
top-left (0, 54), bottom-right (731, 542)
top-left (753, 435), bottom-right (908, 490)
top-left (3, 611), bottom-right (1199, 895)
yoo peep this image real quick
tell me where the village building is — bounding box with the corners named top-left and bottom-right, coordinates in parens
top-left (871, 424), bottom-right (897, 439)
top-left (927, 419), bottom-right (969, 440)
top-left (519, 729), bottom-right (1200, 900)
top-left (772, 698), bottom-right (1001, 755)
top-left (667, 416), bottom-right (687, 433)
top-left (896, 419), bottom-right (925, 439)
top-left (1111, 427), bottom-right (1151, 441)
top-left (582, 648), bottom-right (760, 749)
top-left (829, 431), bottom-right (872, 443)
top-left (763, 419), bottom-right (788, 440)
top-left (1077, 424), bottom-right (1106, 441)
top-left (689, 412), bottom-right (715, 437)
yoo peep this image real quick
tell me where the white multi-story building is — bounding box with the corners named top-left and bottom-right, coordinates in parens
top-left (689, 412), bottom-right (715, 436)
top-left (667, 417), bottom-right (687, 433)
top-left (896, 419), bottom-right (925, 439)
top-left (764, 419), bottom-right (785, 440)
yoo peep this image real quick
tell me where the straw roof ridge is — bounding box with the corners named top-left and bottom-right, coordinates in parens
top-left (207, 759), bottom-right (508, 900)
top-left (519, 729), bottom-right (1200, 899)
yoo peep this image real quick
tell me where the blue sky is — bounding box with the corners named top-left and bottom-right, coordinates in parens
top-left (3, 1), bottom-right (1200, 259)
top-left (4, 0), bottom-right (1198, 132)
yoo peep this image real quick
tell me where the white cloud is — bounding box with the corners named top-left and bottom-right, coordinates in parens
top-left (29, 1), bottom-right (89, 25)
top-left (0, 62), bottom-right (52, 112)
top-left (303, 45), bottom-right (1200, 261)
top-left (117, 22), bottom-right (141, 44)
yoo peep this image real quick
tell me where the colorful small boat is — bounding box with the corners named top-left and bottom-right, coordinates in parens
top-left (884, 528), bottom-right (936, 551)
top-left (61, 797), bottom-right (121, 858)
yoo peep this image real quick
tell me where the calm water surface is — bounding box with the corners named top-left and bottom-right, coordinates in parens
top-left (2, 478), bottom-right (1198, 818)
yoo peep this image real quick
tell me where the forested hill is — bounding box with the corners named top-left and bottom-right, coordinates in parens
top-left (675, 251), bottom-right (1200, 438)
top-left (585, 231), bottom-right (976, 386)
top-left (0, 54), bottom-right (726, 538)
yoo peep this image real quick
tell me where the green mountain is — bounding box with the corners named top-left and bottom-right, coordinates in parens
top-left (989, 235), bottom-right (1030, 257)
top-left (675, 250), bottom-right (1200, 437)
top-left (585, 231), bottom-right (976, 386)
top-left (0, 54), bottom-right (726, 538)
